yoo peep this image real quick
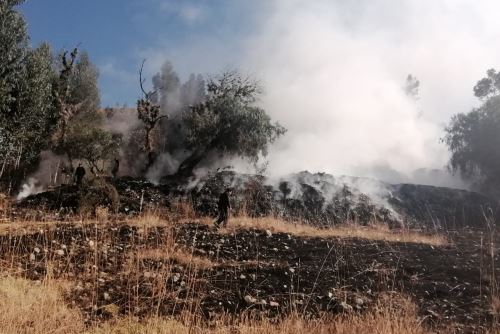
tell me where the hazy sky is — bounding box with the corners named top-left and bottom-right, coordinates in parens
top-left (19, 0), bottom-right (500, 182)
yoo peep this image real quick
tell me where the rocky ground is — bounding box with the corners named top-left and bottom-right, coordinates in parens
top-left (0, 220), bottom-right (498, 333)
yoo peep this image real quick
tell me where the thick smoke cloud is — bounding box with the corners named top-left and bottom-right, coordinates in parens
top-left (140, 0), bottom-right (500, 188)
top-left (230, 0), bottom-right (500, 188)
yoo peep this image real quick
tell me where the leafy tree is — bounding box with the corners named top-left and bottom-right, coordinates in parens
top-left (0, 0), bottom-right (27, 117)
top-left (14, 43), bottom-right (58, 165)
top-left (177, 70), bottom-right (286, 177)
top-left (0, 0), bottom-right (28, 178)
top-left (0, 2), bottom-right (59, 186)
top-left (52, 49), bottom-right (101, 151)
top-left (64, 124), bottom-right (122, 174)
top-left (52, 49), bottom-right (103, 167)
top-left (444, 70), bottom-right (500, 197)
top-left (473, 68), bottom-right (500, 100)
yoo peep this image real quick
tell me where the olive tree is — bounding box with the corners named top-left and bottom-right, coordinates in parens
top-left (177, 70), bottom-right (286, 177)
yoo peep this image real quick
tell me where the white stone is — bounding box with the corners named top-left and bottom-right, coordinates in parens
top-left (340, 301), bottom-right (353, 312)
top-left (244, 295), bottom-right (257, 304)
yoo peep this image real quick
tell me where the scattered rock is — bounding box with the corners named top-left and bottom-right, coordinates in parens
top-left (244, 295), bottom-right (258, 304)
top-left (340, 301), bottom-right (353, 312)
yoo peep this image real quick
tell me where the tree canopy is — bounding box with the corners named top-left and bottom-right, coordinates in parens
top-left (0, 1), bottom-right (58, 181)
top-left (178, 70), bottom-right (286, 176)
top-left (444, 69), bottom-right (500, 197)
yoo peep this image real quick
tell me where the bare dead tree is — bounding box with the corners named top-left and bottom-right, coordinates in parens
top-left (53, 47), bottom-right (83, 151)
top-left (136, 59), bottom-right (168, 169)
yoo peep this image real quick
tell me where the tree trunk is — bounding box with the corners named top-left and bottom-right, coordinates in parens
top-left (173, 133), bottom-right (227, 178)
top-left (175, 149), bottom-right (206, 178)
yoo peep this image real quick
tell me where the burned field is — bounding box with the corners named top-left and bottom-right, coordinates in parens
top-left (0, 218), bottom-right (498, 333)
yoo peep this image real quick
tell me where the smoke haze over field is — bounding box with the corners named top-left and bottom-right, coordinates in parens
top-left (20, 0), bottom-right (500, 188)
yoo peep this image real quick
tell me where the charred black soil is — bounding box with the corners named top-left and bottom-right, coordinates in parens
top-left (0, 220), bottom-right (498, 333)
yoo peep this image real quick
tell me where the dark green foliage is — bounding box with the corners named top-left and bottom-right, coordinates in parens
top-left (0, 0), bottom-right (27, 117)
top-left (66, 52), bottom-right (100, 118)
top-left (0, 1), bottom-right (59, 184)
top-left (52, 49), bottom-right (119, 173)
top-left (179, 70), bottom-right (286, 176)
top-left (473, 69), bottom-right (500, 100)
top-left (15, 43), bottom-right (58, 165)
top-left (64, 125), bottom-right (122, 174)
top-left (444, 69), bottom-right (500, 197)
top-left (444, 95), bottom-right (500, 196)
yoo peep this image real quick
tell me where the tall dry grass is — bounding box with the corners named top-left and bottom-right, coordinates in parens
top-left (200, 216), bottom-right (448, 246)
top-left (90, 302), bottom-right (428, 334)
top-left (0, 276), bottom-right (83, 334)
top-left (0, 275), bottom-right (431, 334)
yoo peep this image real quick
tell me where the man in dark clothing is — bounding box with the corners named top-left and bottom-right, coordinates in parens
top-left (74, 163), bottom-right (86, 188)
top-left (214, 188), bottom-right (232, 228)
top-left (111, 158), bottom-right (120, 179)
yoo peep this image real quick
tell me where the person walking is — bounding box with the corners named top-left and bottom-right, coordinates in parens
top-left (214, 188), bottom-right (232, 228)
top-left (74, 163), bottom-right (86, 188)
top-left (111, 158), bottom-right (120, 179)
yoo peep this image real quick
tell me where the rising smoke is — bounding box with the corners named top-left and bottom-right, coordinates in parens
top-left (236, 0), bottom-right (500, 188)
top-left (140, 0), bottom-right (500, 189)
top-left (18, 0), bottom-right (500, 199)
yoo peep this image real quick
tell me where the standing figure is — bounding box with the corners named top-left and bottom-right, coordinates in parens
top-left (74, 163), bottom-right (86, 188)
top-left (214, 188), bottom-right (232, 228)
top-left (111, 158), bottom-right (120, 179)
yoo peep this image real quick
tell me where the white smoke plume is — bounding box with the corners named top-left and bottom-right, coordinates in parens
top-left (141, 0), bottom-right (500, 189)
top-left (16, 151), bottom-right (70, 200)
top-left (238, 0), bottom-right (500, 188)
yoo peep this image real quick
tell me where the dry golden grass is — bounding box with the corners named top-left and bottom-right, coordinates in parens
top-left (199, 216), bottom-right (448, 246)
top-left (0, 276), bottom-right (83, 334)
top-left (89, 296), bottom-right (428, 334)
top-left (0, 219), bottom-right (92, 236)
top-left (136, 247), bottom-right (216, 269)
top-left (0, 193), bottom-right (9, 213)
top-left (170, 199), bottom-right (197, 219)
top-left (125, 211), bottom-right (173, 230)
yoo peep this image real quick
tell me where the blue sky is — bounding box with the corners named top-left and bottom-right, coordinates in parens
top-left (19, 0), bottom-right (264, 106)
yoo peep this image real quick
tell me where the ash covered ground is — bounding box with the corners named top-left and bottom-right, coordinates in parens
top-left (0, 220), bottom-right (498, 333)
